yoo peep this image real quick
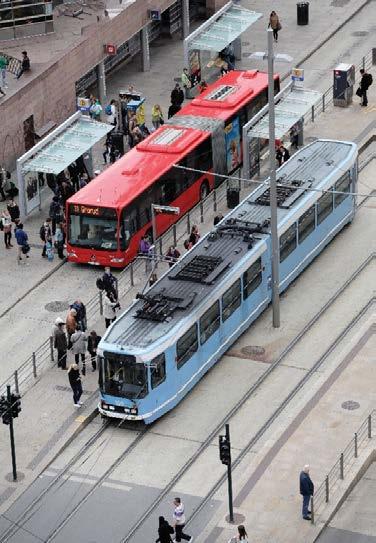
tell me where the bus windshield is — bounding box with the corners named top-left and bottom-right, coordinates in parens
top-left (69, 205), bottom-right (118, 251)
top-left (103, 352), bottom-right (148, 399)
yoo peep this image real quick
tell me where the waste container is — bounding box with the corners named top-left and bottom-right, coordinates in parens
top-left (110, 131), bottom-right (125, 155)
top-left (227, 187), bottom-right (240, 209)
top-left (297, 2), bottom-right (309, 25)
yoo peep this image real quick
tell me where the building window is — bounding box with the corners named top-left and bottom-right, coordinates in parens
top-left (151, 353), bottom-right (166, 389)
top-left (280, 224), bottom-right (297, 262)
top-left (317, 190), bottom-right (333, 225)
top-left (200, 301), bottom-right (220, 344)
top-left (176, 324), bottom-right (198, 369)
top-left (243, 258), bottom-right (262, 299)
top-left (298, 206), bottom-right (315, 244)
top-left (222, 279), bottom-right (241, 322)
top-left (334, 171), bottom-right (351, 207)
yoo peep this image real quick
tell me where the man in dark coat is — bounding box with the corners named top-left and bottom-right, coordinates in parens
top-left (300, 465), bottom-right (314, 520)
top-left (170, 83), bottom-right (184, 107)
top-left (359, 68), bottom-right (373, 107)
top-left (53, 318), bottom-right (68, 370)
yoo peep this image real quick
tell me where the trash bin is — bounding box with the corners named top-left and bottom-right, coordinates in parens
top-left (297, 2), bottom-right (309, 25)
top-left (110, 131), bottom-right (125, 155)
top-left (227, 187), bottom-right (240, 209)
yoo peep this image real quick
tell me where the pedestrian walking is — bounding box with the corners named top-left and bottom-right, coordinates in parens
top-left (171, 83), bottom-right (184, 107)
top-left (68, 363), bottom-right (83, 407)
top-left (151, 104), bottom-right (164, 130)
top-left (53, 318), bottom-right (68, 369)
top-left (181, 68), bottom-right (191, 98)
top-left (55, 222), bottom-right (65, 259)
top-left (105, 99), bottom-right (117, 126)
top-left (103, 291), bottom-right (119, 328)
top-left (268, 11), bottom-right (281, 42)
top-left (165, 246), bottom-right (180, 267)
top-left (70, 299), bottom-right (87, 331)
top-left (16, 51), bottom-right (30, 79)
top-left (155, 516), bottom-right (174, 543)
top-left (1, 210), bottom-right (13, 248)
top-left (299, 464), bottom-right (314, 520)
top-left (49, 196), bottom-right (63, 235)
top-left (189, 225), bottom-right (200, 246)
top-left (357, 69), bottom-right (373, 107)
top-left (66, 308), bottom-right (78, 348)
top-left (90, 98), bottom-right (102, 120)
top-left (172, 498), bottom-right (193, 542)
top-left (98, 266), bottom-right (118, 300)
top-left (0, 54), bottom-right (8, 88)
top-left (290, 125), bottom-right (299, 150)
top-left (15, 223), bottom-right (30, 263)
top-left (87, 331), bottom-right (101, 371)
top-left (70, 326), bottom-right (87, 375)
top-left (228, 525), bottom-right (249, 542)
top-left (7, 199), bottom-right (20, 223)
top-left (40, 218), bottom-right (52, 258)
top-left (276, 144), bottom-right (290, 167)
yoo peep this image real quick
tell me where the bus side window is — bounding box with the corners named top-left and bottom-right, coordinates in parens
top-left (159, 169), bottom-right (181, 205)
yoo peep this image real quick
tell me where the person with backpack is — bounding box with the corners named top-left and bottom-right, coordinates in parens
top-left (70, 299), bottom-right (87, 331)
top-left (49, 196), bottom-right (63, 235)
top-left (155, 516), bottom-right (174, 543)
top-left (358, 69), bottom-right (373, 107)
top-left (105, 99), bottom-right (117, 126)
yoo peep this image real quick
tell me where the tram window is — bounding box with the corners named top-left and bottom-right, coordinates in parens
top-left (335, 171), bottom-right (351, 207)
top-left (280, 223), bottom-right (297, 262)
top-left (222, 279), bottom-right (241, 321)
top-left (317, 190), bottom-right (333, 225)
top-left (243, 258), bottom-right (262, 299)
top-left (298, 205), bottom-right (315, 244)
top-left (177, 324), bottom-right (198, 369)
top-left (151, 353), bottom-right (166, 389)
top-left (200, 301), bottom-right (220, 344)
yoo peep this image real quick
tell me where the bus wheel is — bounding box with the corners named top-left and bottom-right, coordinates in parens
top-left (200, 180), bottom-right (210, 200)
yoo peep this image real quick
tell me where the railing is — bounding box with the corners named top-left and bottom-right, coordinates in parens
top-left (0, 50), bottom-right (375, 400)
top-left (311, 409), bottom-right (376, 524)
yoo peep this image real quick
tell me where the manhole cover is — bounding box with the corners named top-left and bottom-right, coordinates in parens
top-left (352, 31), bottom-right (369, 37)
top-left (5, 471), bottom-right (25, 482)
top-left (45, 301), bottom-right (70, 312)
top-left (341, 400), bottom-right (360, 410)
top-left (241, 346), bottom-right (265, 357)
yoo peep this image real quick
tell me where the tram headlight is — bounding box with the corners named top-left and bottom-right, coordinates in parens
top-left (130, 407), bottom-right (138, 415)
top-left (101, 402), bottom-right (108, 409)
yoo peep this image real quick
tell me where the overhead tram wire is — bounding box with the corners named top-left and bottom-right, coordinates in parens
top-left (172, 163), bottom-right (376, 201)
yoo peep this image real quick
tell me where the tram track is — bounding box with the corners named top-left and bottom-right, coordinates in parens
top-left (119, 252), bottom-right (374, 542)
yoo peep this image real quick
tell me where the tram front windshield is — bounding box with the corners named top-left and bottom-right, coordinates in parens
top-left (103, 352), bottom-right (148, 399)
top-left (68, 205), bottom-right (118, 251)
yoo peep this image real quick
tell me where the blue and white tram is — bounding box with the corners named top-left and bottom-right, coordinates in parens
top-left (98, 139), bottom-right (358, 424)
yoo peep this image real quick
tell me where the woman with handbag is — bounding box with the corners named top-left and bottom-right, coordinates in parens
top-left (268, 11), bottom-right (281, 43)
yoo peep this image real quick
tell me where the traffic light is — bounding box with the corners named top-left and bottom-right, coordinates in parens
top-left (10, 394), bottom-right (21, 418)
top-left (2, 409), bottom-right (11, 425)
top-left (219, 435), bottom-right (231, 466)
top-left (0, 395), bottom-right (7, 416)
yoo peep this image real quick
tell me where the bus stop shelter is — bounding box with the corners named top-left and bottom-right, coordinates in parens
top-left (242, 83), bottom-right (322, 178)
top-left (184, 1), bottom-right (262, 88)
top-left (17, 112), bottom-right (113, 217)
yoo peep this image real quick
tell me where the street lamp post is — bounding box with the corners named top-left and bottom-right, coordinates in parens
top-left (249, 29), bottom-right (292, 328)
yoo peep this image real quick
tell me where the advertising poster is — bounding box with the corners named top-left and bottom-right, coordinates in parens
top-left (24, 171), bottom-right (40, 214)
top-left (189, 49), bottom-right (201, 87)
top-left (224, 116), bottom-right (241, 174)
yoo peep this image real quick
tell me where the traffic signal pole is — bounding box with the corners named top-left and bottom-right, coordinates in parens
top-left (225, 424), bottom-right (234, 523)
top-left (7, 385), bottom-right (17, 482)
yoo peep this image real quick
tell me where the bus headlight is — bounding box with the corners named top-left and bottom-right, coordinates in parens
top-left (67, 251), bottom-right (77, 258)
top-left (110, 257), bottom-right (125, 263)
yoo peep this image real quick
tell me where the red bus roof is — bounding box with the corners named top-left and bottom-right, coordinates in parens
top-left (178, 70), bottom-right (274, 120)
top-left (68, 126), bottom-right (209, 209)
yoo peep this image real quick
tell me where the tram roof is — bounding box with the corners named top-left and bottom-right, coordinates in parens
top-left (67, 126), bottom-right (209, 209)
top-left (101, 139), bottom-right (357, 354)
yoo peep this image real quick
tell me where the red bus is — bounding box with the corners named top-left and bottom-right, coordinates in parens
top-left (66, 70), bottom-right (279, 268)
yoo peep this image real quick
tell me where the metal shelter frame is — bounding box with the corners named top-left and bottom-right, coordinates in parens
top-left (17, 111), bottom-right (113, 217)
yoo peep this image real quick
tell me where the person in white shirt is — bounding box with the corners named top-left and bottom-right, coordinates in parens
top-left (106, 99), bottom-right (117, 126)
top-left (172, 498), bottom-right (193, 542)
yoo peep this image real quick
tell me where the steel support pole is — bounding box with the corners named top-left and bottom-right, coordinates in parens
top-left (225, 424), bottom-right (234, 523)
top-left (96, 61), bottom-right (106, 119)
top-left (141, 26), bottom-right (150, 72)
top-left (181, 0), bottom-right (189, 39)
top-left (7, 386), bottom-right (17, 481)
top-left (267, 29), bottom-right (280, 328)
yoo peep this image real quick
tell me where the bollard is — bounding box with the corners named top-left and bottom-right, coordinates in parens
top-left (187, 213), bottom-right (191, 235)
top-left (200, 201), bottom-right (204, 223)
top-left (130, 261), bottom-right (134, 287)
top-left (14, 370), bottom-right (19, 395)
top-left (322, 94), bottom-right (325, 113)
top-left (368, 414), bottom-right (372, 439)
top-left (99, 290), bottom-right (103, 315)
top-left (310, 496), bottom-right (314, 525)
top-left (213, 189), bottom-right (217, 212)
top-left (340, 453), bottom-right (344, 479)
top-left (32, 352), bottom-right (37, 378)
top-left (173, 224), bottom-right (177, 246)
top-left (311, 105), bottom-right (315, 123)
top-left (49, 336), bottom-right (54, 361)
top-left (354, 432), bottom-right (358, 458)
top-left (325, 475), bottom-right (329, 503)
